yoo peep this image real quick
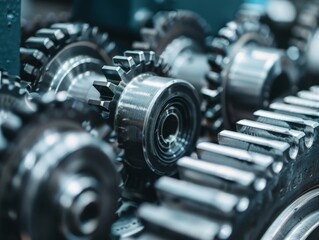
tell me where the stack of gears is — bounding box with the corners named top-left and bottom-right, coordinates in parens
top-left (1, 0), bottom-right (319, 239)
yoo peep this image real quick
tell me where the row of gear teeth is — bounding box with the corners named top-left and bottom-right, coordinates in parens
top-left (20, 23), bottom-right (116, 87)
top-left (88, 50), bottom-right (166, 121)
top-left (135, 85), bottom-right (319, 240)
top-left (133, 10), bottom-right (211, 54)
top-left (203, 19), bottom-right (274, 135)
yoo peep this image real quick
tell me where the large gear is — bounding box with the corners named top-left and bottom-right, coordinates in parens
top-left (89, 50), bottom-right (200, 192)
top-left (136, 85), bottom-right (319, 240)
top-left (20, 22), bottom-right (116, 102)
top-left (0, 85), bottom-right (120, 240)
top-left (206, 18), bottom-right (297, 131)
top-left (134, 10), bottom-right (212, 96)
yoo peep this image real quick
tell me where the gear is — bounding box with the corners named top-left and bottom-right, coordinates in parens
top-left (0, 91), bottom-right (120, 240)
top-left (89, 50), bottom-right (200, 189)
top-left (288, 0), bottom-right (319, 79)
top-left (136, 85), bottom-right (319, 240)
top-left (20, 22), bottom-right (116, 102)
top-left (134, 10), bottom-right (212, 95)
top-left (206, 18), bottom-right (297, 131)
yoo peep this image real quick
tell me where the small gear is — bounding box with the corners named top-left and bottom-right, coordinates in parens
top-left (136, 85), bottom-right (319, 240)
top-left (0, 70), bottom-right (32, 112)
top-left (21, 22), bottom-right (116, 102)
top-left (134, 10), bottom-right (212, 95)
top-left (205, 18), bottom-right (297, 131)
top-left (89, 50), bottom-right (201, 186)
top-left (0, 92), bottom-right (120, 240)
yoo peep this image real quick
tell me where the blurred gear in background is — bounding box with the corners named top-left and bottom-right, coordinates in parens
top-left (0, 74), bottom-right (120, 239)
top-left (1, 0), bottom-right (319, 240)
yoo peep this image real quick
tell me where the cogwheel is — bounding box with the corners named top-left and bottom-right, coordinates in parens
top-left (89, 50), bottom-right (201, 187)
top-left (0, 70), bottom-right (33, 112)
top-left (288, 0), bottom-right (319, 79)
top-left (206, 18), bottom-right (298, 132)
top-left (0, 93), bottom-right (120, 240)
top-left (136, 85), bottom-right (319, 240)
top-left (134, 10), bottom-right (212, 95)
top-left (20, 22), bottom-right (116, 102)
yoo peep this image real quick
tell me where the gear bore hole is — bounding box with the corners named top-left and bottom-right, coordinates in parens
top-left (78, 201), bottom-right (100, 235)
top-left (161, 114), bottom-right (179, 142)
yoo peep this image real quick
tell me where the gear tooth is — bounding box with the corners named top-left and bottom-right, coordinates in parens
top-left (298, 90), bottom-right (319, 101)
top-left (102, 66), bottom-right (125, 83)
top-left (140, 28), bottom-right (158, 47)
top-left (21, 64), bottom-right (39, 82)
top-left (201, 88), bottom-right (220, 102)
top-left (178, 156), bottom-right (265, 194)
top-left (156, 177), bottom-right (248, 216)
top-left (197, 142), bottom-right (279, 175)
top-left (236, 119), bottom-right (305, 160)
top-left (270, 102), bottom-right (319, 119)
top-left (218, 27), bottom-right (237, 43)
top-left (208, 54), bottom-right (224, 73)
top-left (35, 28), bottom-right (66, 44)
top-left (309, 86), bottom-right (319, 94)
top-left (206, 71), bottom-right (221, 87)
top-left (25, 37), bottom-right (55, 54)
top-left (218, 130), bottom-right (290, 161)
top-left (138, 203), bottom-right (226, 240)
top-left (51, 23), bottom-right (81, 37)
top-left (284, 96), bottom-right (319, 109)
top-left (20, 48), bottom-right (47, 67)
top-left (113, 56), bottom-right (136, 71)
top-left (208, 37), bottom-right (229, 56)
top-left (88, 98), bottom-right (111, 113)
top-left (124, 50), bottom-right (146, 65)
top-left (93, 81), bottom-right (118, 98)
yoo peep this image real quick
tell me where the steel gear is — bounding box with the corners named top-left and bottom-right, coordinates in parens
top-left (133, 10), bottom-right (212, 94)
top-left (206, 18), bottom-right (297, 131)
top-left (20, 22), bottom-right (116, 102)
top-left (288, 0), bottom-right (319, 79)
top-left (136, 85), bottom-right (319, 240)
top-left (0, 70), bottom-right (32, 111)
top-left (89, 49), bottom-right (200, 181)
top-left (0, 92), bottom-right (120, 240)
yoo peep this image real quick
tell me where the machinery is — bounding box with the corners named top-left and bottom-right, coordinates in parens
top-left (0, 0), bottom-right (319, 239)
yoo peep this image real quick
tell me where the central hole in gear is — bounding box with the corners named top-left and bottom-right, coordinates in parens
top-left (79, 201), bottom-right (99, 228)
top-left (162, 114), bottom-right (179, 142)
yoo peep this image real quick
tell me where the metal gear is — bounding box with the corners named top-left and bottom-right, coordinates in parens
top-left (133, 10), bottom-right (212, 95)
top-left (288, 0), bottom-right (319, 79)
top-left (206, 18), bottom-right (297, 131)
top-left (136, 85), bottom-right (319, 240)
top-left (0, 92), bottom-right (120, 240)
top-left (0, 70), bottom-right (32, 112)
top-left (20, 22), bottom-right (116, 102)
top-left (89, 50), bottom-right (201, 176)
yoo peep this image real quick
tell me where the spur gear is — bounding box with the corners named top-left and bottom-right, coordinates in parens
top-left (288, 0), bottom-right (319, 79)
top-left (0, 70), bottom-right (32, 111)
top-left (0, 90), bottom-right (120, 240)
top-left (89, 50), bottom-right (201, 176)
top-left (20, 22), bottom-right (116, 102)
top-left (136, 85), bottom-right (319, 240)
top-left (206, 18), bottom-right (297, 131)
top-left (134, 10), bottom-right (211, 95)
